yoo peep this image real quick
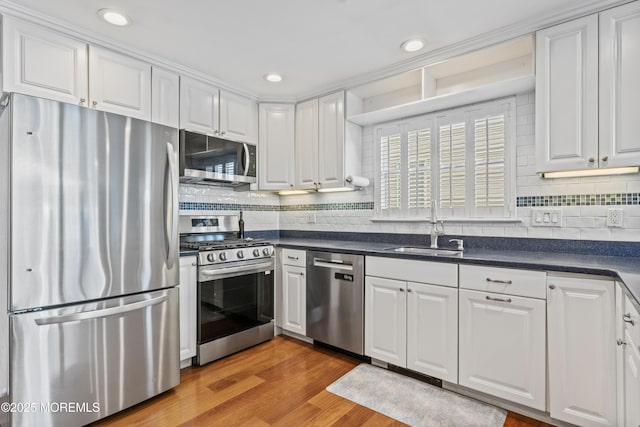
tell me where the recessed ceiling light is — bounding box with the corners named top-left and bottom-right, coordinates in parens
top-left (401, 39), bottom-right (425, 53)
top-left (99, 9), bottom-right (130, 26)
top-left (264, 73), bottom-right (283, 83)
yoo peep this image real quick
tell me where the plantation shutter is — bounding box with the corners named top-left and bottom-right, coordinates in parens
top-left (439, 122), bottom-right (466, 209)
top-left (379, 132), bottom-right (402, 210)
top-left (407, 128), bottom-right (431, 209)
top-left (474, 115), bottom-right (506, 208)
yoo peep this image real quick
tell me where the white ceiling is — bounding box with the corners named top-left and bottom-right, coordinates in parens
top-left (2, 0), bottom-right (605, 99)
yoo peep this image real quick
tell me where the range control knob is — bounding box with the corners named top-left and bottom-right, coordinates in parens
top-left (219, 252), bottom-right (227, 261)
top-left (262, 247), bottom-right (271, 256)
top-left (206, 253), bottom-right (216, 263)
top-left (237, 250), bottom-right (245, 259)
top-left (253, 249), bottom-right (261, 257)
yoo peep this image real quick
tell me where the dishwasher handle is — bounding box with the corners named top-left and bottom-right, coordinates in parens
top-left (313, 258), bottom-right (354, 271)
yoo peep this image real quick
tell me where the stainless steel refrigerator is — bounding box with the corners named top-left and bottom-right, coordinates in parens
top-left (0, 93), bottom-right (181, 427)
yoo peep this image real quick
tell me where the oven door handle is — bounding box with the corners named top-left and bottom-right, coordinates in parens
top-left (200, 261), bottom-right (273, 280)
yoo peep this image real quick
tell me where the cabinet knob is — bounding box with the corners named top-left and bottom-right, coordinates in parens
top-left (624, 313), bottom-right (636, 326)
top-left (407, 288), bottom-right (412, 293)
top-left (290, 184), bottom-right (294, 187)
top-left (399, 288), bottom-right (404, 292)
top-left (300, 272), bottom-right (304, 276)
top-left (92, 100), bottom-right (98, 106)
top-left (192, 262), bottom-right (196, 266)
top-left (588, 157), bottom-right (595, 163)
top-left (213, 130), bottom-right (219, 135)
top-left (601, 155), bottom-right (608, 162)
top-left (80, 98), bottom-right (86, 103)
top-left (548, 284), bottom-right (556, 290)
top-left (220, 131), bottom-right (226, 135)
top-left (618, 339), bottom-right (627, 346)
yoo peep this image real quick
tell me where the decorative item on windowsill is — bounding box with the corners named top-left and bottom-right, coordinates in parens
top-left (316, 176), bottom-right (371, 193)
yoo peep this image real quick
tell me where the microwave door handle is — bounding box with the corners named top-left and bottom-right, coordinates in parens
top-left (242, 143), bottom-right (250, 177)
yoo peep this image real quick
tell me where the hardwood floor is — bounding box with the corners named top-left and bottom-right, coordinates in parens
top-left (94, 336), bottom-right (550, 426)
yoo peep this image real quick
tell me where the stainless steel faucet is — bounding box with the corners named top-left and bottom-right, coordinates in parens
top-left (429, 200), bottom-right (444, 249)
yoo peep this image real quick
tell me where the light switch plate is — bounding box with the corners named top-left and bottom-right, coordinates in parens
top-left (531, 208), bottom-right (562, 227)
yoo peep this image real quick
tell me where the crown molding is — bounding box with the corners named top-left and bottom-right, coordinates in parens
top-left (0, 0), bottom-right (259, 100)
top-left (291, 0), bottom-right (633, 102)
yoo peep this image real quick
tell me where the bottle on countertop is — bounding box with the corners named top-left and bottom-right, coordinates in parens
top-left (238, 211), bottom-right (245, 239)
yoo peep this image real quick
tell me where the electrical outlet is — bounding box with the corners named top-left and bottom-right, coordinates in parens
top-left (531, 208), bottom-right (562, 227)
top-left (607, 209), bottom-right (624, 228)
top-left (307, 212), bottom-right (316, 224)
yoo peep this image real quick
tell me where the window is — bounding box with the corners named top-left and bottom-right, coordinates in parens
top-left (374, 98), bottom-right (515, 220)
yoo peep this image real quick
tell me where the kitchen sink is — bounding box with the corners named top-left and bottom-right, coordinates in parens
top-left (385, 246), bottom-right (462, 256)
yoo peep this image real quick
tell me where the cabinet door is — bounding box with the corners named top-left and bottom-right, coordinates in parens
top-left (151, 67), bottom-right (179, 128)
top-left (258, 103), bottom-right (295, 190)
top-left (88, 46), bottom-right (151, 121)
top-left (282, 265), bottom-right (306, 335)
top-left (407, 282), bottom-right (457, 383)
top-left (295, 98), bottom-right (319, 189)
top-left (318, 91), bottom-right (345, 188)
top-left (600, 2), bottom-right (640, 168)
top-left (623, 328), bottom-right (640, 427)
top-left (219, 90), bottom-right (257, 143)
top-left (535, 15), bottom-right (599, 173)
top-left (459, 289), bottom-right (546, 411)
top-left (180, 77), bottom-right (219, 135)
top-left (3, 17), bottom-right (88, 105)
top-left (365, 276), bottom-right (406, 366)
top-left (547, 275), bottom-right (616, 426)
top-left (179, 256), bottom-right (197, 363)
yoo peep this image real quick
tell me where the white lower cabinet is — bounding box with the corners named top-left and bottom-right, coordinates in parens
top-left (365, 272), bottom-right (458, 383)
top-left (281, 264), bottom-right (306, 335)
top-left (407, 282), bottom-right (458, 383)
top-left (459, 289), bottom-right (546, 411)
top-left (547, 274), bottom-right (616, 426)
top-left (178, 256), bottom-right (197, 365)
top-left (617, 287), bottom-right (640, 427)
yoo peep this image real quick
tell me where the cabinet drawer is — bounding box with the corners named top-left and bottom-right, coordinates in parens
top-left (281, 248), bottom-right (306, 267)
top-left (366, 256), bottom-right (458, 288)
top-left (624, 294), bottom-right (640, 346)
top-left (460, 265), bottom-right (545, 299)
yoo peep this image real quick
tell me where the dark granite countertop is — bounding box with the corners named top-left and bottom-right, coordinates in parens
top-left (273, 238), bottom-right (640, 308)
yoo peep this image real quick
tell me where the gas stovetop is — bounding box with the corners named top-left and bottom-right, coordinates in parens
top-left (181, 238), bottom-right (269, 251)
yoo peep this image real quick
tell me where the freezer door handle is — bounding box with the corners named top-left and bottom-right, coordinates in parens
top-left (34, 295), bottom-right (168, 325)
top-left (313, 259), bottom-right (354, 271)
top-left (166, 142), bottom-right (179, 267)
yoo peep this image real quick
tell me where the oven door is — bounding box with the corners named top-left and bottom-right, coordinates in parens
top-left (197, 260), bottom-right (274, 344)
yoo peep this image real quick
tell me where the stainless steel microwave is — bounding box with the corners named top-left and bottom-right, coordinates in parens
top-left (179, 130), bottom-right (257, 186)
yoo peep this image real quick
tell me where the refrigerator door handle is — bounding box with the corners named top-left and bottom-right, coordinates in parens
top-left (166, 142), bottom-right (179, 267)
top-left (34, 295), bottom-right (168, 325)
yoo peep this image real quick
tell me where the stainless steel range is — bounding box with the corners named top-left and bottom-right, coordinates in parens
top-left (179, 215), bottom-right (275, 365)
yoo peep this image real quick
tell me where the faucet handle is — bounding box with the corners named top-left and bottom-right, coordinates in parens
top-left (449, 239), bottom-right (464, 251)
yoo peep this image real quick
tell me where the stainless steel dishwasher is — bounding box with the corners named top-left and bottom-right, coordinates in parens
top-left (306, 251), bottom-right (364, 355)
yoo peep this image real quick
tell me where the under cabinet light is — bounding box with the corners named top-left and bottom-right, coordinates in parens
top-left (317, 187), bottom-right (354, 193)
top-left (278, 190), bottom-right (309, 196)
top-left (538, 166), bottom-right (639, 179)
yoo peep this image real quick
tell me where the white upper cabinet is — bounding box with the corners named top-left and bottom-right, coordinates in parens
top-left (293, 91), bottom-right (361, 190)
top-left (537, 2), bottom-right (640, 173)
top-left (547, 274), bottom-right (617, 426)
top-left (258, 103), bottom-right (295, 190)
top-left (318, 91), bottom-right (346, 188)
top-left (89, 46), bottom-right (152, 121)
top-left (151, 67), bottom-right (179, 128)
top-left (2, 16), bottom-right (89, 106)
top-left (599, 1), bottom-right (640, 168)
top-left (535, 15), bottom-right (599, 173)
top-left (295, 98), bottom-right (319, 189)
top-left (180, 77), bottom-right (220, 135)
top-left (180, 78), bottom-right (257, 143)
top-left (219, 90), bottom-right (258, 143)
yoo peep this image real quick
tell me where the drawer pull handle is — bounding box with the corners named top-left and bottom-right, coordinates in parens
top-left (486, 296), bottom-right (512, 303)
top-left (486, 277), bottom-right (512, 285)
top-left (399, 288), bottom-right (404, 292)
top-left (287, 256), bottom-right (299, 261)
top-left (624, 313), bottom-right (636, 326)
top-left (618, 339), bottom-right (627, 346)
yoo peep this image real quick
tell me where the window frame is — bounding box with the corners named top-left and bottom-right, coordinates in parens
top-left (373, 97), bottom-right (516, 221)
